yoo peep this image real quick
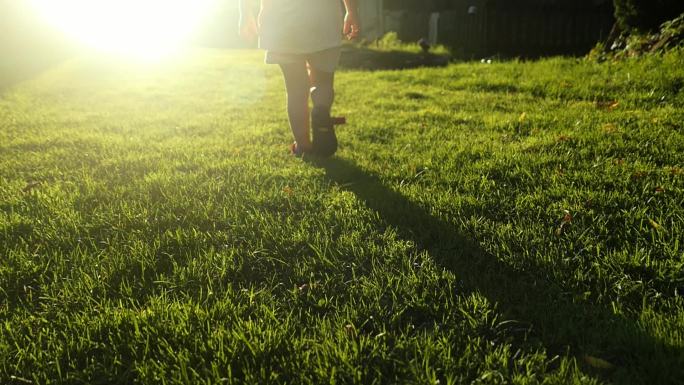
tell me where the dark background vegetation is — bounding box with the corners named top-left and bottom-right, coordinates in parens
top-left (613, 0), bottom-right (684, 32)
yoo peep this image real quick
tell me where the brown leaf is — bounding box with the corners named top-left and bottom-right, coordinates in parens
top-left (583, 355), bottom-right (615, 370)
top-left (344, 324), bottom-right (357, 337)
top-left (631, 171), bottom-right (648, 180)
top-left (557, 135), bottom-right (572, 142)
top-left (562, 211), bottom-right (573, 224)
top-left (22, 181), bottom-right (41, 193)
top-left (596, 100), bottom-right (619, 110)
top-left (655, 186), bottom-right (665, 194)
top-left (556, 211), bottom-right (573, 236)
top-left (602, 123), bottom-right (619, 134)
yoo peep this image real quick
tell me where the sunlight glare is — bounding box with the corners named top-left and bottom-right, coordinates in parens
top-left (28, 0), bottom-right (218, 59)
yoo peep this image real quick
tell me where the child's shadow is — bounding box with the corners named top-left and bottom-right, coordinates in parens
top-left (311, 156), bottom-right (683, 384)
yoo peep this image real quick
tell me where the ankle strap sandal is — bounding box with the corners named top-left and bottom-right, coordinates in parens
top-left (311, 106), bottom-right (345, 157)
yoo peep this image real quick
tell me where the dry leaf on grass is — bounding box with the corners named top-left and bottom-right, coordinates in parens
top-left (596, 100), bottom-right (620, 110)
top-left (602, 123), bottom-right (619, 134)
top-left (22, 181), bottom-right (42, 193)
top-left (555, 210), bottom-right (573, 236)
top-left (583, 355), bottom-right (615, 370)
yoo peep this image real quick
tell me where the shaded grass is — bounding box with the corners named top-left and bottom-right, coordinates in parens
top-left (1, 48), bottom-right (683, 384)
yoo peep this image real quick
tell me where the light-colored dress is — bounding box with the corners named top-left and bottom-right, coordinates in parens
top-left (258, 0), bottom-right (344, 54)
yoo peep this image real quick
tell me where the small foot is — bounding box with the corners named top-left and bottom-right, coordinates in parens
top-left (312, 107), bottom-right (340, 158)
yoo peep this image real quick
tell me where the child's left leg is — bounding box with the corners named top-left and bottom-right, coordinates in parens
top-left (279, 62), bottom-right (312, 153)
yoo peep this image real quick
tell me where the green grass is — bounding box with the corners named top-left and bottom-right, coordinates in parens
top-left (1, 48), bottom-right (683, 384)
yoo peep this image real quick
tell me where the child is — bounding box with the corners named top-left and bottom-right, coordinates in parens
top-left (239, 0), bottom-right (359, 157)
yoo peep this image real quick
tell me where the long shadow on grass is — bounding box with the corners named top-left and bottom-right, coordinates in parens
top-left (312, 156), bottom-right (683, 385)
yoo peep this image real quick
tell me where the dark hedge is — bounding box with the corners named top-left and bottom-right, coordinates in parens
top-left (614, 0), bottom-right (684, 32)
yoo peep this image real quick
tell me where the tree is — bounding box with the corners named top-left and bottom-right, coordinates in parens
top-left (614, 0), bottom-right (684, 32)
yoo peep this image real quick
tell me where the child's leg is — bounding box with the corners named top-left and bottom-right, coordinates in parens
top-left (309, 66), bottom-right (339, 157)
top-left (308, 67), bottom-right (335, 113)
top-left (279, 62), bottom-right (312, 152)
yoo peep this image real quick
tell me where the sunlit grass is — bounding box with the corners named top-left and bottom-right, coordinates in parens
top-left (1, 48), bottom-right (683, 384)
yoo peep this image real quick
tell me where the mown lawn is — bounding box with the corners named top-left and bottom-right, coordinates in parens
top-left (1, 48), bottom-right (683, 384)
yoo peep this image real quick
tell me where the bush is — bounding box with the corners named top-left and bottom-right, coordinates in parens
top-left (587, 12), bottom-right (684, 60)
top-left (614, 0), bottom-right (684, 32)
top-left (364, 32), bottom-right (450, 55)
top-left (375, 32), bottom-right (404, 50)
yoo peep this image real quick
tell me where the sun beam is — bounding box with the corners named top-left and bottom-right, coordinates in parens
top-left (28, 0), bottom-right (218, 60)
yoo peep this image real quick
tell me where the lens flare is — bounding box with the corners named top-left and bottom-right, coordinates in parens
top-left (28, 0), bottom-right (217, 59)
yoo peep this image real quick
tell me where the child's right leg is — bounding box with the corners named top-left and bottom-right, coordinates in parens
top-left (309, 67), bottom-right (335, 111)
top-left (279, 62), bottom-right (312, 153)
top-left (309, 66), bottom-right (338, 157)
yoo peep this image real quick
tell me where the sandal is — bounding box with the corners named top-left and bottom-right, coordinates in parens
top-left (290, 142), bottom-right (305, 158)
top-left (311, 106), bottom-right (345, 158)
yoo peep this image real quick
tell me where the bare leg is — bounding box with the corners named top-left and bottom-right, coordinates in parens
top-left (279, 62), bottom-right (311, 152)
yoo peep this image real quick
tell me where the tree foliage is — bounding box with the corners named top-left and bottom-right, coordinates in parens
top-left (614, 0), bottom-right (684, 32)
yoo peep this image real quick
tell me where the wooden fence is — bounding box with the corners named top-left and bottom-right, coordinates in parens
top-left (392, 2), bottom-right (614, 58)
